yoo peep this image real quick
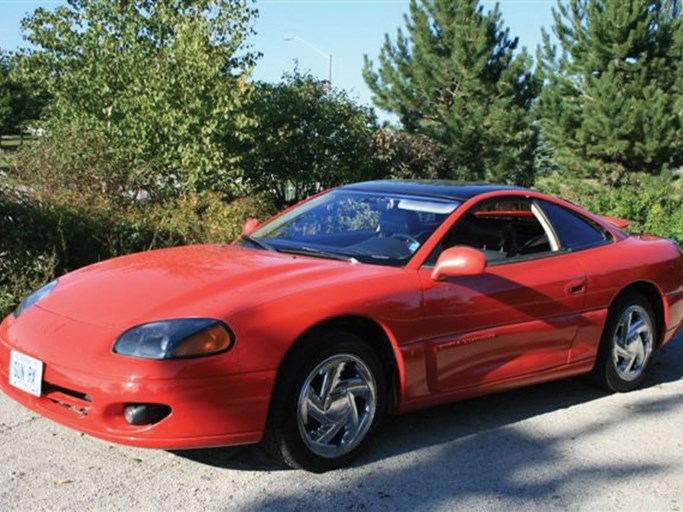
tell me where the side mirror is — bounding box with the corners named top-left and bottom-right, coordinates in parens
top-left (241, 218), bottom-right (260, 236)
top-left (431, 246), bottom-right (487, 281)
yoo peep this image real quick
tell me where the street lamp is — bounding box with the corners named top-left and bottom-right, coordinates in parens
top-left (283, 34), bottom-right (333, 87)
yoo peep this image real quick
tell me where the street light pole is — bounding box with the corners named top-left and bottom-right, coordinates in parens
top-left (327, 54), bottom-right (333, 88)
top-left (283, 35), bottom-right (333, 87)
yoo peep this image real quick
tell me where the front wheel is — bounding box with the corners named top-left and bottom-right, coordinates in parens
top-left (593, 293), bottom-right (656, 392)
top-left (262, 330), bottom-right (386, 472)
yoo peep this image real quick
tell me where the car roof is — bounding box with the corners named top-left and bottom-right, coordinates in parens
top-left (340, 180), bottom-right (528, 201)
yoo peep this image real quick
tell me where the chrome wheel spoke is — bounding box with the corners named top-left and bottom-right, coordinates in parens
top-left (629, 319), bottom-right (646, 337)
top-left (634, 339), bottom-right (646, 364)
top-left (344, 393), bottom-right (360, 434)
top-left (320, 362), bottom-right (345, 404)
top-left (613, 321), bottom-right (627, 345)
top-left (636, 323), bottom-right (650, 335)
top-left (612, 305), bottom-right (654, 382)
top-left (343, 378), bottom-right (373, 401)
top-left (614, 343), bottom-right (632, 360)
top-left (304, 394), bottom-right (330, 426)
top-left (298, 353), bottom-right (377, 459)
top-left (624, 355), bottom-right (637, 373)
top-left (313, 422), bottom-right (344, 444)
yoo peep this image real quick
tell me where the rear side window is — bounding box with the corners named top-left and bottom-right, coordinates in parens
top-left (538, 200), bottom-right (610, 250)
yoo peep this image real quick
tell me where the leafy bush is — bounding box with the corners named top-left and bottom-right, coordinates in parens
top-left (17, 0), bottom-right (258, 199)
top-left (0, 186), bottom-right (275, 317)
top-left (535, 173), bottom-right (683, 244)
top-left (242, 72), bottom-right (379, 208)
top-left (373, 129), bottom-right (454, 180)
top-left (12, 129), bottom-right (134, 202)
top-left (111, 193), bottom-right (277, 252)
top-left (0, 50), bottom-right (47, 134)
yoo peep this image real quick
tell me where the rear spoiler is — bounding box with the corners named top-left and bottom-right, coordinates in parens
top-left (600, 215), bottom-right (630, 229)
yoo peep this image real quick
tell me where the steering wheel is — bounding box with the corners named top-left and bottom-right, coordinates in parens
top-left (390, 233), bottom-right (420, 248)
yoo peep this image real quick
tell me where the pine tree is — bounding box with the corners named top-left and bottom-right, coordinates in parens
top-left (363, 0), bottom-right (539, 186)
top-left (537, 0), bottom-right (683, 184)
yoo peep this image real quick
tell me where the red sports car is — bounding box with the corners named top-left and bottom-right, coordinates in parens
top-left (1, 181), bottom-right (682, 472)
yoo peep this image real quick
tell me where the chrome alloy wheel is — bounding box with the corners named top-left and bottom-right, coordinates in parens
top-left (297, 354), bottom-right (377, 459)
top-left (612, 305), bottom-right (654, 382)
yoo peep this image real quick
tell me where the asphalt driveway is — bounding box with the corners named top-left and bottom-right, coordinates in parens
top-left (2, 333), bottom-right (682, 511)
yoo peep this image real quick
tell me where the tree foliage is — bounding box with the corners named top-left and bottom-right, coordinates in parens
top-left (373, 128), bottom-right (454, 180)
top-left (242, 72), bottom-right (379, 208)
top-left (535, 172), bottom-right (683, 244)
top-left (0, 51), bottom-right (47, 134)
top-left (363, 0), bottom-right (540, 185)
top-left (18, 0), bottom-right (258, 199)
top-left (0, 183), bottom-right (276, 317)
top-left (537, 0), bottom-right (683, 184)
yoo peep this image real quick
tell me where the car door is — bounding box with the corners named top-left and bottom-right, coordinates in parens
top-left (418, 197), bottom-right (587, 392)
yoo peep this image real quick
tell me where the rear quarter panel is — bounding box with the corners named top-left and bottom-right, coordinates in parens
top-left (573, 235), bottom-right (683, 358)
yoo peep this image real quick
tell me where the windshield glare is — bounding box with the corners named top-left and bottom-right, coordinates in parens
top-left (245, 190), bottom-right (461, 266)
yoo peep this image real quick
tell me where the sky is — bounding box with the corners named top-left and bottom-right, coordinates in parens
top-left (0, 0), bottom-right (558, 113)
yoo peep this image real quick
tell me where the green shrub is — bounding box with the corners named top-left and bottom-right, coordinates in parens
top-left (1, 187), bottom-right (59, 316)
top-left (108, 193), bottom-right (277, 252)
top-left (535, 173), bottom-right (683, 244)
top-left (0, 187), bottom-right (275, 318)
top-left (18, 0), bottom-right (258, 200)
top-left (12, 129), bottom-right (134, 202)
top-left (373, 129), bottom-right (455, 180)
top-left (242, 72), bottom-right (379, 208)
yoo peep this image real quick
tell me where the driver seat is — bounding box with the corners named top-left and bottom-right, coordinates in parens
top-left (378, 208), bottom-right (420, 237)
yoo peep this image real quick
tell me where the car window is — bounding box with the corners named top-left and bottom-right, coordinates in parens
top-left (537, 200), bottom-right (610, 250)
top-left (246, 190), bottom-right (460, 266)
top-left (275, 195), bottom-right (383, 237)
top-left (426, 198), bottom-right (560, 266)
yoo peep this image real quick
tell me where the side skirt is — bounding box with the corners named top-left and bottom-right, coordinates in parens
top-left (398, 358), bottom-right (595, 414)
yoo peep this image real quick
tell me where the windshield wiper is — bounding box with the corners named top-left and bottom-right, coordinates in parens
top-left (241, 235), bottom-right (278, 253)
top-left (279, 246), bottom-right (358, 263)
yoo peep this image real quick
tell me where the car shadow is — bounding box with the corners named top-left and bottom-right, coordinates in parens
top-left (173, 333), bottom-right (683, 474)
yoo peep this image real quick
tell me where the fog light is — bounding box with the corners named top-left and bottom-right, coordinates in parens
top-left (124, 404), bottom-right (171, 425)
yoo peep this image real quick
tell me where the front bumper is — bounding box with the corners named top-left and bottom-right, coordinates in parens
top-left (0, 310), bottom-right (276, 449)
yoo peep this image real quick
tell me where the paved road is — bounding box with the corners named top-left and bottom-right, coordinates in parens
top-left (2, 334), bottom-right (682, 511)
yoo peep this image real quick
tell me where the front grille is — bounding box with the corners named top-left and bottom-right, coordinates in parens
top-left (43, 382), bottom-right (92, 416)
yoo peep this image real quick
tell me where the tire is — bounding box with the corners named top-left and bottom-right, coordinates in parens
top-left (593, 292), bottom-right (656, 392)
top-left (262, 330), bottom-right (386, 472)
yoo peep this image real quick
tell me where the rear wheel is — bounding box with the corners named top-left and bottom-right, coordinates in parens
top-left (593, 293), bottom-right (656, 392)
top-left (262, 330), bottom-right (386, 472)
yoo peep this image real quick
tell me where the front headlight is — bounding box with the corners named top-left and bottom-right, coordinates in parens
top-left (14, 280), bottom-right (59, 318)
top-left (113, 318), bottom-right (234, 360)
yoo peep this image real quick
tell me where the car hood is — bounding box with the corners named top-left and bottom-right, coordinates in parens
top-left (37, 244), bottom-right (382, 330)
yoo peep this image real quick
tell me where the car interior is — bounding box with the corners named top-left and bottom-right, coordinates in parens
top-left (268, 195), bottom-right (454, 262)
top-left (427, 198), bottom-right (558, 265)
top-left (258, 193), bottom-right (569, 266)
top-left (377, 207), bottom-right (421, 238)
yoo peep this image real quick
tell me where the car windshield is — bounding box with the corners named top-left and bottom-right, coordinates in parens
top-left (240, 190), bottom-right (461, 266)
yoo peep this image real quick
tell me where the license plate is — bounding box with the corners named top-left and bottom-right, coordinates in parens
top-left (9, 350), bottom-right (43, 397)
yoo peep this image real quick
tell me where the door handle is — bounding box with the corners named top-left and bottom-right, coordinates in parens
top-left (565, 279), bottom-right (586, 296)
